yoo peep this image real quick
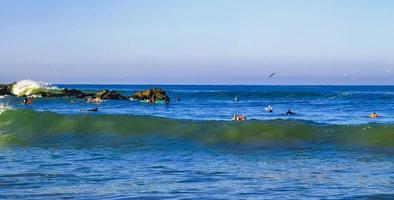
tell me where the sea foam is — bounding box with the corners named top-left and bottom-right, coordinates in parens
top-left (0, 103), bottom-right (11, 114)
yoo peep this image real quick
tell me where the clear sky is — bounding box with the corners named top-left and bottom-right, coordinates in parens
top-left (0, 0), bottom-right (393, 84)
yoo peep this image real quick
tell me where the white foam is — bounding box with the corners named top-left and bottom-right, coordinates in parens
top-left (0, 103), bottom-right (10, 114)
top-left (11, 80), bottom-right (57, 97)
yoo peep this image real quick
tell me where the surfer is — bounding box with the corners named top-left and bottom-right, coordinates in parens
top-left (369, 112), bottom-right (379, 118)
top-left (265, 105), bottom-right (273, 113)
top-left (286, 109), bottom-right (295, 115)
top-left (80, 106), bottom-right (99, 112)
top-left (232, 114), bottom-right (246, 121)
top-left (88, 107), bottom-right (99, 112)
top-left (23, 98), bottom-right (33, 105)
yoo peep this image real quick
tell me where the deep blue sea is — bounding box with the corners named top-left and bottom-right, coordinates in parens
top-left (1, 85), bottom-right (394, 199)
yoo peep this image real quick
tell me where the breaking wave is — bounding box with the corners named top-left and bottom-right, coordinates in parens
top-left (0, 109), bottom-right (394, 148)
top-left (11, 80), bottom-right (59, 97)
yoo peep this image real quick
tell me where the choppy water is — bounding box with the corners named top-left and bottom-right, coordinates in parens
top-left (1, 85), bottom-right (394, 199)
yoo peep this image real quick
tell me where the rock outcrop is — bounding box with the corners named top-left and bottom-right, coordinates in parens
top-left (34, 91), bottom-right (61, 97)
top-left (95, 90), bottom-right (128, 100)
top-left (0, 82), bottom-right (129, 100)
top-left (34, 88), bottom-right (93, 98)
top-left (131, 88), bottom-right (170, 103)
top-left (0, 83), bottom-right (14, 96)
top-left (62, 88), bottom-right (94, 99)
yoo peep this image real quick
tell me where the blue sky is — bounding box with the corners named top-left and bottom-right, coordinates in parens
top-left (0, 0), bottom-right (393, 84)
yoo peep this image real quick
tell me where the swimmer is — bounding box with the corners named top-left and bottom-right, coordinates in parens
top-left (232, 114), bottom-right (246, 121)
top-left (23, 98), bottom-right (33, 105)
top-left (265, 105), bottom-right (273, 113)
top-left (85, 97), bottom-right (103, 104)
top-left (88, 107), bottom-right (99, 112)
top-left (80, 106), bottom-right (99, 112)
top-left (234, 96), bottom-right (239, 102)
top-left (286, 109), bottom-right (295, 115)
top-left (176, 97), bottom-right (181, 102)
top-left (369, 112), bottom-right (379, 118)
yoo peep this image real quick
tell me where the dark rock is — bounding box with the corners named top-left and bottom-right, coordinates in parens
top-left (33, 88), bottom-right (94, 98)
top-left (62, 88), bottom-right (93, 98)
top-left (131, 88), bottom-right (170, 102)
top-left (95, 89), bottom-right (127, 100)
top-left (35, 91), bottom-right (62, 98)
top-left (0, 83), bottom-right (15, 96)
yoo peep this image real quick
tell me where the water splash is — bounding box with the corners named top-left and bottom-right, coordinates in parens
top-left (0, 103), bottom-right (10, 114)
top-left (11, 80), bottom-right (58, 97)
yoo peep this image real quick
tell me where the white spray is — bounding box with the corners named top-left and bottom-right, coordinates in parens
top-left (0, 103), bottom-right (10, 114)
top-left (11, 80), bottom-right (57, 97)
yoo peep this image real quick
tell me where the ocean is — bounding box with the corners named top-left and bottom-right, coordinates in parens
top-left (1, 84), bottom-right (394, 199)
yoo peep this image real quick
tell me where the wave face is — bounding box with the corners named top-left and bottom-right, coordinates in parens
top-left (1, 109), bottom-right (393, 148)
top-left (11, 79), bottom-right (59, 96)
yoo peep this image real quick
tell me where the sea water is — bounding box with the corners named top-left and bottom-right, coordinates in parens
top-left (0, 85), bottom-right (394, 199)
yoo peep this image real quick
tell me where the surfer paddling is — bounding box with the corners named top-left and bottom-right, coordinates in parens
top-left (265, 105), bottom-right (273, 113)
top-left (286, 109), bottom-right (295, 115)
top-left (369, 112), bottom-right (380, 118)
top-left (80, 106), bottom-right (99, 112)
top-left (232, 114), bottom-right (246, 121)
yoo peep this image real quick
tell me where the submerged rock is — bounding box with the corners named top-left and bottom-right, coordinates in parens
top-left (95, 89), bottom-right (128, 100)
top-left (131, 88), bottom-right (170, 103)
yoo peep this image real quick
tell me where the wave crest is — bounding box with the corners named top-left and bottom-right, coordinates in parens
top-left (11, 80), bottom-right (59, 97)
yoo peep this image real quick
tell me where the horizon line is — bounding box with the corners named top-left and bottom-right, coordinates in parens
top-left (52, 83), bottom-right (394, 86)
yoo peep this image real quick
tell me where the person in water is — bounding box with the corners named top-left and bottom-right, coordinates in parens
top-left (85, 97), bottom-right (102, 103)
top-left (148, 96), bottom-right (156, 104)
top-left (232, 114), bottom-right (246, 121)
top-left (234, 96), bottom-right (239, 102)
top-left (80, 106), bottom-right (99, 112)
top-left (23, 98), bottom-right (33, 105)
top-left (89, 107), bottom-right (99, 112)
top-left (176, 97), bottom-right (181, 102)
top-left (265, 105), bottom-right (273, 113)
top-left (286, 109), bottom-right (295, 115)
top-left (369, 112), bottom-right (379, 118)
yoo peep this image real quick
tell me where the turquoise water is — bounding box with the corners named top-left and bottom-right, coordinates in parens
top-left (1, 85), bottom-right (394, 199)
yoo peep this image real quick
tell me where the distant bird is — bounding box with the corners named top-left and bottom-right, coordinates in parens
top-left (268, 73), bottom-right (276, 78)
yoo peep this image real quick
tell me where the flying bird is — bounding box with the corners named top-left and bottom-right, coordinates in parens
top-left (268, 73), bottom-right (276, 78)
